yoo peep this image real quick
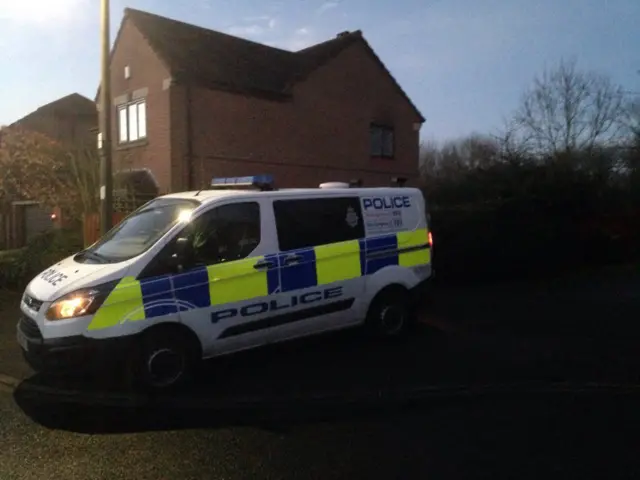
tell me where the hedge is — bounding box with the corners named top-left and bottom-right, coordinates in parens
top-left (429, 200), bottom-right (640, 286)
top-left (0, 228), bottom-right (84, 290)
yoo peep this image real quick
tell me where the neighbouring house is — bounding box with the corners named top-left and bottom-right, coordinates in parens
top-left (1, 93), bottom-right (97, 248)
top-left (11, 93), bottom-right (97, 147)
top-left (98, 8), bottom-right (425, 193)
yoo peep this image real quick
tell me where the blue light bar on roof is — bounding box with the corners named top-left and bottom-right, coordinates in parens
top-left (210, 174), bottom-right (274, 189)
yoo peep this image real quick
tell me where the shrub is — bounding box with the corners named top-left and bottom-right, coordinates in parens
top-left (0, 228), bottom-right (83, 290)
top-left (426, 186), bottom-right (640, 286)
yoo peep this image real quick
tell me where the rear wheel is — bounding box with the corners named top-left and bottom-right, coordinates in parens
top-left (129, 326), bottom-right (201, 393)
top-left (365, 286), bottom-right (414, 338)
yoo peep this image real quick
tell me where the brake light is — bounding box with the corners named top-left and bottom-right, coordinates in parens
top-left (428, 232), bottom-right (433, 247)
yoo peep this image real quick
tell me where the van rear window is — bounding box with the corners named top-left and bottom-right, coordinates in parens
top-left (274, 197), bottom-right (364, 251)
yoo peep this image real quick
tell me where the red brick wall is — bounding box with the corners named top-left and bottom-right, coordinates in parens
top-left (185, 41), bottom-right (422, 190)
top-left (169, 84), bottom-right (191, 192)
top-left (109, 18), bottom-right (173, 193)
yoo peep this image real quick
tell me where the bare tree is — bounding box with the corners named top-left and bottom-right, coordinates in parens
top-left (65, 146), bottom-right (101, 217)
top-left (622, 99), bottom-right (640, 141)
top-left (620, 99), bottom-right (640, 177)
top-left (419, 135), bottom-right (501, 181)
top-left (513, 59), bottom-right (626, 156)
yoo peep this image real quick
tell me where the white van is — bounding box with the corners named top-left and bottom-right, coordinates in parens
top-left (16, 176), bottom-right (433, 390)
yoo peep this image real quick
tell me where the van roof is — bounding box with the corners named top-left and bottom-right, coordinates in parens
top-left (161, 187), bottom-right (421, 205)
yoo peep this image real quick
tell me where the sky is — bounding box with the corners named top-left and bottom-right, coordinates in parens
top-left (0, 0), bottom-right (638, 142)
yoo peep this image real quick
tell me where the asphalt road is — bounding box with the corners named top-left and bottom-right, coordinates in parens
top-left (3, 387), bottom-right (640, 479)
top-left (0, 266), bottom-right (639, 478)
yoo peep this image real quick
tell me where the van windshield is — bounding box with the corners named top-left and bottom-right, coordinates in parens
top-left (76, 198), bottom-right (200, 264)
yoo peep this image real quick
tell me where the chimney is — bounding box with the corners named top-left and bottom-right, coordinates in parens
top-left (336, 31), bottom-right (350, 38)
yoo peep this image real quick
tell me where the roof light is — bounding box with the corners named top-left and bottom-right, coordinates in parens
top-left (210, 175), bottom-right (274, 190)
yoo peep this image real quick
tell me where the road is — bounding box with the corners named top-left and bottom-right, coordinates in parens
top-left (3, 386), bottom-right (640, 478)
top-left (0, 266), bottom-right (639, 478)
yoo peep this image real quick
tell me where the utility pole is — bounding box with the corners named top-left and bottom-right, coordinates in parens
top-left (99, 0), bottom-right (113, 235)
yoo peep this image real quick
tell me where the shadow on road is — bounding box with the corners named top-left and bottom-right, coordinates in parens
top-left (12, 381), bottom-right (473, 435)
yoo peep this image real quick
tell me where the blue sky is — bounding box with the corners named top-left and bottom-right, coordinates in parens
top-left (0, 0), bottom-right (638, 142)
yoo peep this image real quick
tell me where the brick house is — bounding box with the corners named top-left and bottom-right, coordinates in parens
top-left (101, 8), bottom-right (425, 193)
top-left (1, 94), bottom-right (97, 248)
top-left (11, 93), bottom-right (97, 148)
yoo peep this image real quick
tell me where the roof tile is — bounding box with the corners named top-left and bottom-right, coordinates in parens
top-left (126, 8), bottom-right (360, 96)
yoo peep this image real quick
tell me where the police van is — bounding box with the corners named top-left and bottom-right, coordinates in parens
top-left (16, 176), bottom-right (433, 390)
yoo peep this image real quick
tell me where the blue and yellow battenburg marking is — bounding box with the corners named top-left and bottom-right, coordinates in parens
top-left (87, 228), bottom-right (430, 331)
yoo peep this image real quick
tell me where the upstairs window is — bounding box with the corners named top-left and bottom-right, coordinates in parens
top-left (118, 99), bottom-right (147, 144)
top-left (370, 124), bottom-right (394, 158)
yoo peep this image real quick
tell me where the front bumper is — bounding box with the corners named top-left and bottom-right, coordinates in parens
top-left (16, 314), bottom-right (134, 374)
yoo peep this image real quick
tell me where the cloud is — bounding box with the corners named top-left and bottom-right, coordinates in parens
top-left (227, 24), bottom-right (265, 37)
top-left (0, 0), bottom-right (85, 25)
top-left (317, 1), bottom-right (339, 15)
top-left (295, 27), bottom-right (311, 36)
top-left (268, 18), bottom-right (277, 29)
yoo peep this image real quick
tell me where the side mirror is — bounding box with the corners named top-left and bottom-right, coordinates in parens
top-left (175, 237), bottom-right (190, 256)
top-left (168, 237), bottom-right (191, 272)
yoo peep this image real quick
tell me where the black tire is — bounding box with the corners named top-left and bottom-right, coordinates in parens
top-left (365, 286), bottom-right (414, 338)
top-left (129, 326), bottom-right (201, 393)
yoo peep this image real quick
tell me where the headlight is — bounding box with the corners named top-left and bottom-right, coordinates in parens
top-left (45, 282), bottom-right (116, 321)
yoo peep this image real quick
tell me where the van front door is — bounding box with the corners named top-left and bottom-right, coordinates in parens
top-left (168, 200), bottom-right (278, 358)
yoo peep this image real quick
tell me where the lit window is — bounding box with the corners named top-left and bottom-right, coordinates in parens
top-left (97, 132), bottom-right (103, 149)
top-left (137, 102), bottom-right (147, 138)
top-left (117, 99), bottom-right (147, 144)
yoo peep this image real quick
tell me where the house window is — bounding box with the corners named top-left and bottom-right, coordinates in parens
top-left (117, 100), bottom-right (147, 144)
top-left (370, 124), bottom-right (394, 158)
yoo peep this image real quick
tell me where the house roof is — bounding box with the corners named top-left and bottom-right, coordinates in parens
top-left (107, 9), bottom-right (424, 121)
top-left (11, 93), bottom-right (96, 127)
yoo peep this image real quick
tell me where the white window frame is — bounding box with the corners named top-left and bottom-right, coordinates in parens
top-left (117, 99), bottom-right (147, 144)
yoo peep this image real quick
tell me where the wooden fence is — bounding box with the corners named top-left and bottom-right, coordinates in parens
top-left (82, 194), bottom-right (154, 247)
top-left (83, 212), bottom-right (127, 247)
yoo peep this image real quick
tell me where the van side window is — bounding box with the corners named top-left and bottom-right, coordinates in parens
top-left (188, 202), bottom-right (261, 266)
top-left (274, 197), bottom-right (364, 251)
top-left (141, 202), bottom-right (261, 278)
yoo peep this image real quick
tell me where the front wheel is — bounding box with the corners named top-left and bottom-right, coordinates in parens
top-left (365, 287), bottom-right (414, 338)
top-left (129, 327), bottom-right (200, 393)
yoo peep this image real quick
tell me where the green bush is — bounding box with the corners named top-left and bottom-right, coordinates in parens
top-left (0, 228), bottom-right (83, 290)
